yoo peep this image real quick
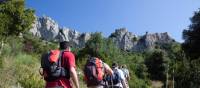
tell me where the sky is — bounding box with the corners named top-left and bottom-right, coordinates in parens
top-left (26, 0), bottom-right (200, 42)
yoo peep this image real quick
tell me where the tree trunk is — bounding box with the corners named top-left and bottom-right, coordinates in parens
top-left (0, 40), bottom-right (4, 55)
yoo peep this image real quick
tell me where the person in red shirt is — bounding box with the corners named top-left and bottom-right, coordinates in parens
top-left (45, 41), bottom-right (79, 88)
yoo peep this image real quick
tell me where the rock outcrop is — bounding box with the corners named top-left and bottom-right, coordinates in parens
top-left (29, 16), bottom-right (175, 51)
top-left (109, 28), bottom-right (137, 51)
top-left (30, 16), bottom-right (59, 41)
top-left (29, 16), bottom-right (91, 47)
top-left (109, 28), bottom-right (174, 51)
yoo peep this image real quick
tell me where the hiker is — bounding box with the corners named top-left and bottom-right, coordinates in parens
top-left (121, 65), bottom-right (130, 88)
top-left (40, 41), bottom-right (79, 88)
top-left (84, 56), bottom-right (113, 88)
top-left (106, 62), bottom-right (127, 88)
top-left (121, 65), bottom-right (130, 81)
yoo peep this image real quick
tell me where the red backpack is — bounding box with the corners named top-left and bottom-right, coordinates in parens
top-left (40, 50), bottom-right (70, 81)
top-left (84, 57), bottom-right (105, 86)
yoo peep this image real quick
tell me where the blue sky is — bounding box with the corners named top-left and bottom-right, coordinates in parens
top-left (26, 0), bottom-right (200, 42)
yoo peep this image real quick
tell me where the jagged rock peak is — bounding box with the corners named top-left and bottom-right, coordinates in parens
top-left (109, 28), bottom-right (136, 50)
top-left (133, 32), bottom-right (175, 52)
top-left (29, 16), bottom-right (59, 41)
top-left (115, 28), bottom-right (128, 34)
top-left (109, 29), bottom-right (175, 52)
top-left (29, 16), bottom-right (175, 52)
top-left (29, 16), bottom-right (91, 47)
top-left (144, 32), bottom-right (173, 43)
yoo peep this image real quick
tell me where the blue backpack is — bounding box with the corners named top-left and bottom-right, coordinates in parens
top-left (106, 69), bottom-right (121, 85)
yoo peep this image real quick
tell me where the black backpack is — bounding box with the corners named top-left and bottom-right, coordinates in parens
top-left (40, 50), bottom-right (70, 82)
top-left (84, 57), bottom-right (105, 86)
top-left (106, 69), bottom-right (121, 85)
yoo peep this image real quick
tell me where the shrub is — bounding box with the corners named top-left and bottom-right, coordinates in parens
top-left (14, 53), bottom-right (44, 88)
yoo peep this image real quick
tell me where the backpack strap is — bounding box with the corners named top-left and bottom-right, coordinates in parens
top-left (95, 58), bottom-right (104, 81)
top-left (58, 50), bottom-right (64, 67)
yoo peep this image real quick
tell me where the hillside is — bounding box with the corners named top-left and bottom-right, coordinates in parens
top-left (1, 0), bottom-right (200, 88)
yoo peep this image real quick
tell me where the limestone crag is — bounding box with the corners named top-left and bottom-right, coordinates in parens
top-left (109, 29), bottom-right (174, 51)
top-left (30, 16), bottom-right (91, 47)
top-left (30, 16), bottom-right (59, 41)
top-left (29, 16), bottom-right (175, 51)
top-left (109, 28), bottom-right (137, 51)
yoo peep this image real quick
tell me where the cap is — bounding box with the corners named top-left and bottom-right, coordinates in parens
top-left (112, 62), bottom-right (118, 68)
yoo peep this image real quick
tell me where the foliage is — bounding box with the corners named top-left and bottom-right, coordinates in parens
top-left (0, 0), bottom-right (35, 57)
top-left (14, 53), bottom-right (44, 88)
top-left (132, 36), bottom-right (138, 42)
top-left (0, 38), bottom-right (44, 88)
top-left (145, 50), bottom-right (170, 81)
top-left (23, 32), bottom-right (58, 54)
top-left (178, 9), bottom-right (200, 87)
top-left (0, 0), bottom-right (35, 37)
top-left (77, 32), bottom-right (115, 64)
top-left (182, 9), bottom-right (200, 60)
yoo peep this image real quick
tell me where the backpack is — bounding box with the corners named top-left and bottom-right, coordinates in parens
top-left (84, 57), bottom-right (104, 86)
top-left (40, 50), bottom-right (70, 82)
top-left (121, 68), bottom-right (128, 79)
top-left (106, 69), bottom-right (121, 85)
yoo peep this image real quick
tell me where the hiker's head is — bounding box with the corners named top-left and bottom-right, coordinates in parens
top-left (122, 64), bottom-right (127, 68)
top-left (59, 41), bottom-right (71, 51)
top-left (119, 65), bottom-right (123, 69)
top-left (112, 62), bottom-right (118, 69)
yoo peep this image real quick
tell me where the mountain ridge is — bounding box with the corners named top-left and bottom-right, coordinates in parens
top-left (29, 16), bottom-right (175, 52)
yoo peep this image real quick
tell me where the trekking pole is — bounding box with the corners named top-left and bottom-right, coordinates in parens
top-left (111, 76), bottom-right (113, 88)
top-left (39, 67), bottom-right (44, 79)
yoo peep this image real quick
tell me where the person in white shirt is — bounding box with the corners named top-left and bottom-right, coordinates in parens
top-left (121, 65), bottom-right (130, 88)
top-left (109, 62), bottom-right (127, 88)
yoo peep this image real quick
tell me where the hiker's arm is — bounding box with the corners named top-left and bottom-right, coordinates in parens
top-left (127, 70), bottom-right (130, 81)
top-left (121, 80), bottom-right (127, 88)
top-left (68, 52), bottom-right (79, 88)
top-left (128, 72), bottom-right (130, 80)
top-left (120, 70), bottom-right (127, 88)
top-left (104, 63), bottom-right (113, 75)
top-left (70, 67), bottom-right (79, 88)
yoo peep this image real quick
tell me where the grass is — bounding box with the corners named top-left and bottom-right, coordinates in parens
top-left (0, 52), bottom-right (45, 88)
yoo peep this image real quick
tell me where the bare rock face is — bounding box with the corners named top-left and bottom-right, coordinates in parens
top-left (29, 16), bottom-right (175, 51)
top-left (29, 16), bottom-right (91, 48)
top-left (133, 32), bottom-right (174, 51)
top-left (109, 28), bottom-right (175, 52)
top-left (58, 27), bottom-right (81, 46)
top-left (30, 16), bottom-right (59, 41)
top-left (78, 33), bottom-right (91, 47)
top-left (109, 28), bottom-right (137, 51)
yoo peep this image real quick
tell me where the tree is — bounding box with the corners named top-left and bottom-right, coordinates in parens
top-left (145, 50), bottom-right (169, 81)
top-left (180, 9), bottom-right (200, 87)
top-left (81, 32), bottom-right (104, 57)
top-left (182, 9), bottom-right (200, 60)
top-left (0, 0), bottom-right (35, 54)
top-left (77, 32), bottom-right (122, 64)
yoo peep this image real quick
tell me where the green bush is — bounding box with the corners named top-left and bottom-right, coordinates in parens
top-left (0, 56), bottom-right (16, 88)
top-left (129, 74), bottom-right (151, 88)
top-left (14, 53), bottom-right (44, 88)
top-left (145, 50), bottom-right (170, 81)
top-left (23, 32), bottom-right (58, 54)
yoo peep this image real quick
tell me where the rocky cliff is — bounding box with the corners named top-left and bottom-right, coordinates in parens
top-left (29, 16), bottom-right (91, 47)
top-left (29, 16), bottom-right (175, 51)
top-left (109, 28), bottom-right (174, 51)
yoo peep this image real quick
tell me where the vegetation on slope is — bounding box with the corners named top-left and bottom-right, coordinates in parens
top-left (1, 0), bottom-right (200, 88)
